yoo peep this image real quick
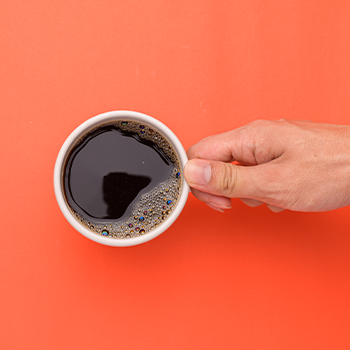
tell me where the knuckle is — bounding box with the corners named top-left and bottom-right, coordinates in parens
top-left (215, 163), bottom-right (237, 197)
top-left (249, 119), bottom-right (267, 128)
top-left (249, 119), bottom-right (275, 127)
top-left (266, 204), bottom-right (285, 213)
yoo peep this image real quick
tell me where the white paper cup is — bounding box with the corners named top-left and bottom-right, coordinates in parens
top-left (54, 111), bottom-right (189, 246)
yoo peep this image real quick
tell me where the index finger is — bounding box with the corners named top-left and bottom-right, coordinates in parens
top-left (187, 120), bottom-right (287, 165)
top-left (187, 128), bottom-right (258, 165)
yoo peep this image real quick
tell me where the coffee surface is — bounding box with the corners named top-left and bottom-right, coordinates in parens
top-left (63, 120), bottom-right (182, 239)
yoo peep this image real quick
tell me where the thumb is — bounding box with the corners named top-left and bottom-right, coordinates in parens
top-left (184, 159), bottom-right (260, 199)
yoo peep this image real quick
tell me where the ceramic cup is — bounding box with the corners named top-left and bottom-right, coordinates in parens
top-left (54, 110), bottom-right (189, 246)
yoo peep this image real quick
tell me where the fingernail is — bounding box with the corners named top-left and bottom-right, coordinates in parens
top-left (207, 202), bottom-right (231, 210)
top-left (207, 203), bottom-right (225, 213)
top-left (184, 160), bottom-right (211, 185)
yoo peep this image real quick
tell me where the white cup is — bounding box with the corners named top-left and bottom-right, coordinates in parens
top-left (54, 111), bottom-right (189, 246)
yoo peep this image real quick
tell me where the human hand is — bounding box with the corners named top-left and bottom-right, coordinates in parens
top-left (184, 119), bottom-right (350, 213)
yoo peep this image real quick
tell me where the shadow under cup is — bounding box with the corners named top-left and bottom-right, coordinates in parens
top-left (54, 111), bottom-right (189, 247)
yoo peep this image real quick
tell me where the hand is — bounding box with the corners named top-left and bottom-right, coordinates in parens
top-left (184, 119), bottom-right (350, 213)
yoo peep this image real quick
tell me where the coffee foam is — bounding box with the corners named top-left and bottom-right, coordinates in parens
top-left (64, 119), bottom-right (183, 239)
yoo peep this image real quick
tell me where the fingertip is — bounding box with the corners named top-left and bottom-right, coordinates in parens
top-left (206, 203), bottom-right (225, 213)
top-left (207, 202), bottom-right (232, 210)
top-left (184, 159), bottom-right (211, 186)
top-left (240, 198), bottom-right (264, 208)
top-left (266, 204), bottom-right (285, 213)
top-left (186, 132), bottom-right (235, 163)
top-left (189, 188), bottom-right (232, 208)
top-left (186, 144), bottom-right (197, 160)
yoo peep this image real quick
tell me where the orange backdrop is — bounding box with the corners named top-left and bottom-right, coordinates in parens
top-left (1, 1), bottom-right (350, 349)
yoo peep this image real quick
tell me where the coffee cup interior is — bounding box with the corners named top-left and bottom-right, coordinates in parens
top-left (54, 111), bottom-right (189, 246)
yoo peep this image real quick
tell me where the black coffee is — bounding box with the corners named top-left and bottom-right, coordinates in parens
top-left (63, 120), bottom-right (182, 239)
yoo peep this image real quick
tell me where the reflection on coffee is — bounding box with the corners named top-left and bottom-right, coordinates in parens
top-left (63, 120), bottom-right (182, 239)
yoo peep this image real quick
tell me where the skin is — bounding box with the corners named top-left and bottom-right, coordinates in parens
top-left (183, 119), bottom-right (350, 213)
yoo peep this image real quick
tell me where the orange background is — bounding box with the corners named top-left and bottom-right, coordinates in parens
top-left (1, 1), bottom-right (350, 349)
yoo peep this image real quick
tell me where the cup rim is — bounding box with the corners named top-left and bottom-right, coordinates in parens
top-left (54, 110), bottom-right (189, 246)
